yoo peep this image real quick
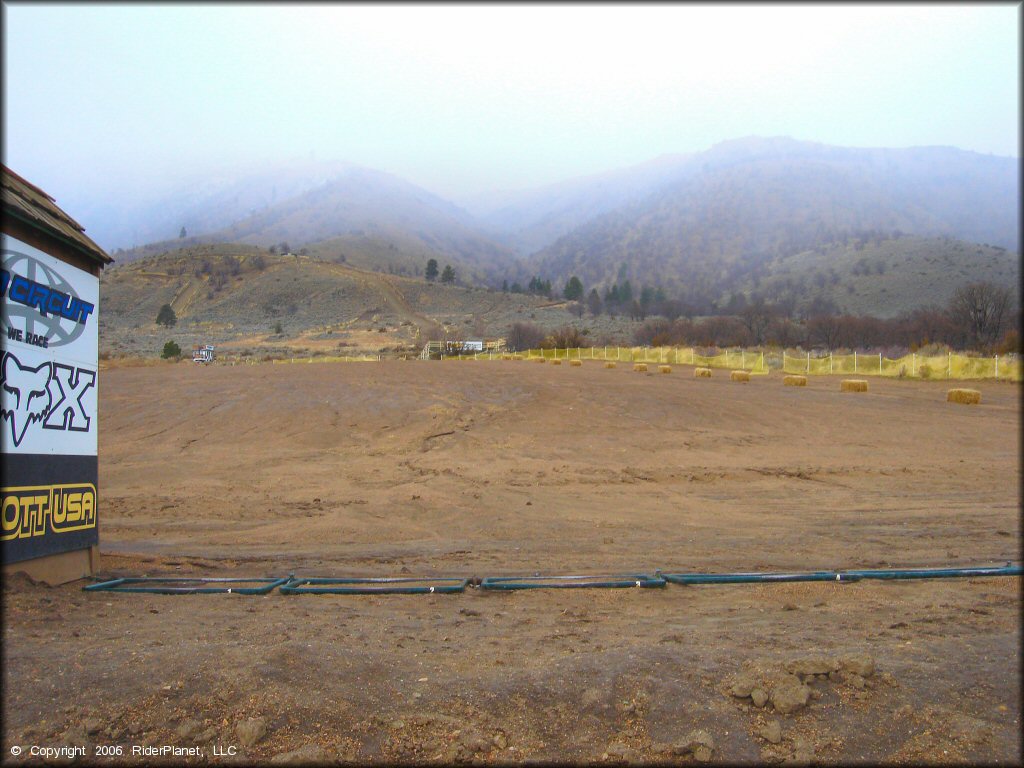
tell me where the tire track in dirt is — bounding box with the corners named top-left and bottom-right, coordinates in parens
top-left (322, 262), bottom-right (442, 339)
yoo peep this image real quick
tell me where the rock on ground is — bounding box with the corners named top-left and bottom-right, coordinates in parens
top-left (235, 717), bottom-right (267, 747)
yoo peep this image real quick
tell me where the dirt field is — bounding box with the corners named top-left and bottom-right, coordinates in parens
top-left (3, 360), bottom-right (1020, 765)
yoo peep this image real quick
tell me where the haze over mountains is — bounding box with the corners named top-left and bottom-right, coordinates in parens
top-left (91, 137), bottom-right (1018, 319)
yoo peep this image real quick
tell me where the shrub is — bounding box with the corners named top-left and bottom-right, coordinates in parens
top-left (543, 326), bottom-right (586, 349)
top-left (156, 304), bottom-right (177, 327)
top-left (506, 322), bottom-right (546, 352)
top-left (161, 340), bottom-right (181, 359)
top-left (918, 363), bottom-right (932, 379)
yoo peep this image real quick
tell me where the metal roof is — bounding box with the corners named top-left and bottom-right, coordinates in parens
top-left (2, 165), bottom-right (113, 266)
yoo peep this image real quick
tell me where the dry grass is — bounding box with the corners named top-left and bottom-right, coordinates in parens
top-left (604, 362), bottom-right (617, 369)
top-left (841, 379), bottom-right (869, 392)
top-left (730, 370), bottom-right (750, 382)
top-left (783, 375), bottom-right (807, 387)
top-left (695, 367), bottom-right (712, 378)
top-left (947, 388), bottom-right (981, 405)
top-left (633, 363), bottom-right (648, 372)
top-left (570, 359), bottom-right (583, 367)
top-left (658, 365), bottom-right (672, 374)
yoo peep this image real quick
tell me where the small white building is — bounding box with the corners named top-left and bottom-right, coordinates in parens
top-left (192, 344), bottom-right (215, 363)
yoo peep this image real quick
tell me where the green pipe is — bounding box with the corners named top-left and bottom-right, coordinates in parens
top-left (481, 574), bottom-right (666, 590)
top-left (658, 564), bottom-right (1021, 585)
top-left (280, 577), bottom-right (468, 594)
top-left (658, 570), bottom-right (839, 584)
top-left (839, 564), bottom-right (1021, 580)
top-left (83, 576), bottom-right (292, 595)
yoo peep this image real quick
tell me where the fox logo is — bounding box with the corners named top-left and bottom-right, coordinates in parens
top-left (2, 353), bottom-right (52, 448)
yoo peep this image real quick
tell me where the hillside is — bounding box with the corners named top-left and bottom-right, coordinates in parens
top-left (206, 166), bottom-right (515, 275)
top-left (735, 236), bottom-right (1019, 318)
top-left (467, 153), bottom-right (696, 256)
top-left (516, 138), bottom-right (1019, 307)
top-left (98, 246), bottom-right (639, 359)
top-left (67, 159), bottom-right (359, 251)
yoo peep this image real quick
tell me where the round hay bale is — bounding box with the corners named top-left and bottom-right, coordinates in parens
top-left (730, 370), bottom-right (750, 382)
top-left (533, 357), bottom-right (546, 363)
top-left (947, 388), bottom-right (981, 405)
top-left (633, 363), bottom-right (648, 372)
top-left (658, 365), bottom-right (672, 374)
top-left (694, 367), bottom-right (712, 378)
top-left (570, 359), bottom-right (583, 367)
top-left (841, 379), bottom-right (869, 392)
top-left (783, 375), bottom-right (807, 387)
top-left (604, 361), bottom-right (617, 369)
top-left (551, 359), bottom-right (562, 366)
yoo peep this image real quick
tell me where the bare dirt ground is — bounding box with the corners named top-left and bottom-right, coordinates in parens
top-left (3, 360), bottom-right (1020, 765)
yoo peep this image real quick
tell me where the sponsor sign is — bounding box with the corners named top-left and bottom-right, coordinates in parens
top-left (2, 234), bottom-right (99, 562)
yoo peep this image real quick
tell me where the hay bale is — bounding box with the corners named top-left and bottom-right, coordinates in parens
top-left (694, 367), bottom-right (712, 378)
top-left (604, 362), bottom-right (617, 369)
top-left (633, 363), bottom-right (648, 372)
top-left (947, 388), bottom-right (981, 405)
top-left (841, 379), bottom-right (868, 392)
top-left (551, 359), bottom-right (562, 366)
top-left (533, 357), bottom-right (546, 364)
top-left (570, 359), bottom-right (583, 367)
top-left (783, 375), bottom-right (807, 387)
top-left (730, 370), bottom-right (750, 382)
top-left (658, 365), bottom-right (672, 374)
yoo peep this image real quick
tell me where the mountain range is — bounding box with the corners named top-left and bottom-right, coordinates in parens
top-left (83, 136), bottom-right (1018, 318)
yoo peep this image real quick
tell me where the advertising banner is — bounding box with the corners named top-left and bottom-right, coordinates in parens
top-left (2, 234), bottom-right (99, 562)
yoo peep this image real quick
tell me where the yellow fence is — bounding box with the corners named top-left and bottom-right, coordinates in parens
top-left (781, 351), bottom-right (1021, 381)
top-left (445, 346), bottom-right (769, 373)
top-left (444, 346), bottom-right (1020, 382)
top-left (270, 354), bottom-right (381, 364)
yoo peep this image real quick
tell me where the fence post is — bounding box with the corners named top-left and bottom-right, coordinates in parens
top-left (879, 352), bottom-right (882, 374)
top-left (913, 353), bottom-right (916, 377)
top-left (995, 355), bottom-right (999, 379)
top-left (806, 351), bottom-right (810, 373)
top-left (830, 353), bottom-right (833, 374)
top-left (742, 349), bottom-right (745, 369)
top-left (948, 351), bottom-right (951, 378)
top-left (854, 351), bottom-right (857, 373)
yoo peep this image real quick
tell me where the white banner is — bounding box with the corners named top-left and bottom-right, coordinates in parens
top-left (1, 234), bottom-right (99, 456)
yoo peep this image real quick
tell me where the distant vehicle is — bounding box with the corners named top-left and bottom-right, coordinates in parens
top-left (192, 344), bottom-right (215, 363)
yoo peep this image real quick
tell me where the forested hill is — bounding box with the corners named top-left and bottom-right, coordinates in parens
top-left (511, 137), bottom-right (1018, 303)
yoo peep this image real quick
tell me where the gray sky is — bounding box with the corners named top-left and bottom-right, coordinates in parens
top-left (3, 3), bottom-right (1020, 206)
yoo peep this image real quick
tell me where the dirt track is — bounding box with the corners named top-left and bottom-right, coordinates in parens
top-left (3, 360), bottom-right (1020, 765)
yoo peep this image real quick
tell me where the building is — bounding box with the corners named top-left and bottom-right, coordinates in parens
top-left (2, 165), bottom-right (112, 584)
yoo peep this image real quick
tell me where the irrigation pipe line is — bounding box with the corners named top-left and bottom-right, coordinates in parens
top-left (80, 564), bottom-right (1021, 595)
top-left (82, 576), bottom-right (292, 595)
top-left (480, 573), bottom-right (665, 590)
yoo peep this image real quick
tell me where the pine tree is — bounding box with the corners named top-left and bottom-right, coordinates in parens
top-left (563, 276), bottom-right (584, 301)
top-left (156, 304), bottom-right (177, 327)
top-left (425, 259), bottom-right (439, 282)
top-left (441, 265), bottom-right (456, 284)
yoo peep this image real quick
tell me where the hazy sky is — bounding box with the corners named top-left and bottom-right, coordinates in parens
top-left (3, 3), bottom-right (1020, 206)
